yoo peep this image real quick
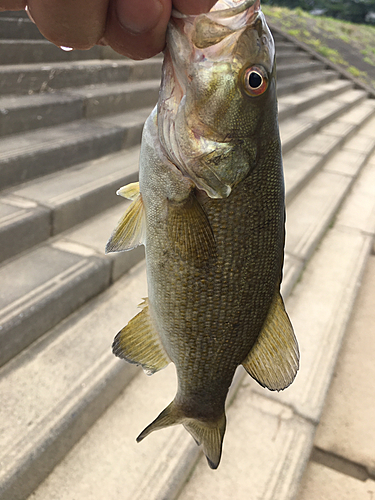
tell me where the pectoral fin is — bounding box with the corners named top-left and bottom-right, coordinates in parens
top-left (105, 182), bottom-right (145, 253)
top-left (167, 192), bottom-right (216, 265)
top-left (242, 292), bottom-right (299, 391)
top-left (112, 298), bottom-right (170, 375)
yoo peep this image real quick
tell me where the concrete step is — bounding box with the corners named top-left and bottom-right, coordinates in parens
top-left (2, 98), bottom-right (372, 498)
top-left (284, 122), bottom-right (375, 291)
top-left (278, 78), bottom-right (352, 121)
top-left (0, 106), bottom-right (152, 189)
top-left (0, 21), bottom-right (374, 500)
top-left (0, 91), bottom-right (84, 137)
top-left (0, 79), bottom-right (160, 136)
top-left (0, 58), bottom-right (162, 95)
top-left (273, 31), bottom-right (289, 42)
top-left (0, 260), bottom-right (147, 500)
top-left (61, 202), bottom-right (145, 282)
top-left (275, 40), bottom-right (298, 51)
top-left (0, 242), bottom-right (111, 368)
top-left (0, 17), bottom-right (45, 39)
top-left (0, 147), bottom-right (139, 263)
top-left (276, 60), bottom-right (326, 79)
top-left (277, 69), bottom-right (338, 97)
top-left (0, 40), bottom-right (122, 65)
top-left (24, 147), bottom-right (375, 500)
top-left (280, 88), bottom-right (368, 154)
top-left (65, 79), bottom-right (161, 118)
top-left (297, 461), bottom-right (375, 499)
top-left (0, 196), bottom-right (145, 365)
top-left (283, 99), bottom-right (375, 203)
top-left (275, 49), bottom-right (311, 64)
top-left (0, 10), bottom-right (28, 18)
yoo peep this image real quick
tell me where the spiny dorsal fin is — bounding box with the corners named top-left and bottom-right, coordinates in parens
top-left (242, 292), bottom-right (299, 391)
top-left (105, 182), bottom-right (145, 253)
top-left (112, 298), bottom-right (170, 375)
top-left (167, 192), bottom-right (216, 265)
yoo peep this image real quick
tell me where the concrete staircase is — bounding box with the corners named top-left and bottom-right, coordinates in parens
top-left (1, 12), bottom-right (375, 500)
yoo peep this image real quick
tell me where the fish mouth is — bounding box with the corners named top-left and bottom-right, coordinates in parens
top-left (171, 0), bottom-right (261, 48)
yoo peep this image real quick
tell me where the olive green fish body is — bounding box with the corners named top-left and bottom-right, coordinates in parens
top-left (106, 0), bottom-right (299, 469)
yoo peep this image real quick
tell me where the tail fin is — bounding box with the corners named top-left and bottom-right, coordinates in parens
top-left (183, 415), bottom-right (226, 469)
top-left (136, 401), bottom-right (226, 469)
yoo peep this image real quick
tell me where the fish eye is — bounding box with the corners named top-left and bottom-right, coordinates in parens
top-left (242, 66), bottom-right (268, 97)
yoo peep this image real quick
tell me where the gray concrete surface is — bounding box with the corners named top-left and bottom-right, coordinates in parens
top-left (1, 15), bottom-right (375, 500)
top-left (297, 253), bottom-right (375, 498)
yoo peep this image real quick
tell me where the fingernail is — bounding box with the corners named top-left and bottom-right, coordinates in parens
top-left (25, 5), bottom-right (35, 24)
top-left (116, 0), bottom-right (163, 34)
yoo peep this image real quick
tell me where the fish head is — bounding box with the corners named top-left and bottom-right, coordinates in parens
top-left (158, 0), bottom-right (278, 199)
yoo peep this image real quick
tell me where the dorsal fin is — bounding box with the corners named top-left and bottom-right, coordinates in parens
top-left (112, 298), bottom-right (170, 375)
top-left (242, 292), bottom-right (299, 391)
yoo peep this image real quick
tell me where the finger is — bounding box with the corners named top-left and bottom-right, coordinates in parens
top-left (173, 0), bottom-right (217, 15)
top-left (0, 0), bottom-right (26, 10)
top-left (103, 0), bottom-right (171, 60)
top-left (27, 0), bottom-right (110, 49)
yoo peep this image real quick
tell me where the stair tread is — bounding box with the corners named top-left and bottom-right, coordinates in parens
top-left (283, 107), bottom-right (375, 202)
top-left (10, 147), bottom-right (139, 207)
top-left (0, 58), bottom-right (162, 95)
top-left (0, 262), bottom-right (146, 453)
top-left (0, 261), bottom-right (147, 500)
top-left (62, 203), bottom-right (145, 281)
top-left (0, 106), bottom-right (152, 189)
top-left (280, 88), bottom-right (368, 153)
top-left (0, 119), bottom-right (122, 162)
top-left (0, 240), bottom-right (111, 367)
top-left (0, 58), bottom-right (136, 72)
top-left (278, 78), bottom-right (352, 119)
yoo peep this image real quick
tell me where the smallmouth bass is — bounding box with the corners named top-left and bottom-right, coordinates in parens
top-left (106, 0), bottom-right (299, 469)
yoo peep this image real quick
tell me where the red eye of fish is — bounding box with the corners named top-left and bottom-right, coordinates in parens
top-left (243, 66), bottom-right (268, 97)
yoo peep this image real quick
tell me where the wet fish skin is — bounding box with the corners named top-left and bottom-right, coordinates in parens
top-left (106, 0), bottom-right (299, 469)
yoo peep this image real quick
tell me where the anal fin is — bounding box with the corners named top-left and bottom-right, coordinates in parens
top-left (112, 298), bottom-right (170, 375)
top-left (105, 182), bottom-right (145, 253)
top-left (242, 292), bottom-right (299, 391)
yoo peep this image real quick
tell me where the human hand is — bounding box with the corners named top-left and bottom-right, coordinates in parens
top-left (0, 0), bottom-right (217, 59)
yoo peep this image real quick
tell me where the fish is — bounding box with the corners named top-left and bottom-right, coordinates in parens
top-left (106, 0), bottom-right (299, 469)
